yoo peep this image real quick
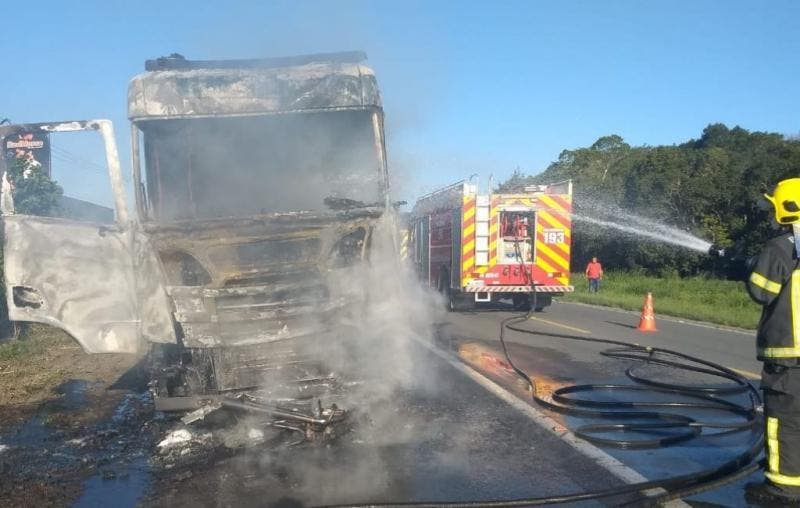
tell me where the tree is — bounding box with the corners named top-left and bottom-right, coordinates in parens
top-left (6, 158), bottom-right (63, 216)
top-left (590, 134), bottom-right (629, 152)
top-left (496, 167), bottom-right (535, 192)
top-left (498, 124), bottom-right (800, 277)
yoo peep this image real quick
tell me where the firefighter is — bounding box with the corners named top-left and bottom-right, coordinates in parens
top-left (745, 177), bottom-right (800, 505)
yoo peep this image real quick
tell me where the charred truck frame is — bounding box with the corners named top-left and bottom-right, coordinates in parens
top-left (0, 52), bottom-right (391, 440)
top-left (409, 180), bottom-right (574, 311)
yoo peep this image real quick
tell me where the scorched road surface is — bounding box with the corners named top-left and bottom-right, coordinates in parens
top-left (440, 300), bottom-right (764, 507)
top-left (146, 339), bottom-right (638, 507)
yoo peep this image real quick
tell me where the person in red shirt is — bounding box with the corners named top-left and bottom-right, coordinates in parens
top-left (585, 257), bottom-right (603, 293)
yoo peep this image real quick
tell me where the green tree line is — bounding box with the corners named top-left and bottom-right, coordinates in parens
top-left (499, 124), bottom-right (800, 277)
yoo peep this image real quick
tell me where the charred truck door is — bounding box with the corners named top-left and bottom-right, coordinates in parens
top-left (0, 120), bottom-right (175, 353)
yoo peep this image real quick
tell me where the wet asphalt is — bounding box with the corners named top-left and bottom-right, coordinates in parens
top-left (145, 337), bottom-right (634, 507)
top-left (440, 300), bottom-right (765, 507)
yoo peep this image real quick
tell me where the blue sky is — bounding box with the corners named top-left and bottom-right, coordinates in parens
top-left (1, 0), bottom-right (798, 204)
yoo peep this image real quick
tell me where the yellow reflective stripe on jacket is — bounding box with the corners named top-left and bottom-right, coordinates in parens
top-left (760, 347), bottom-right (800, 357)
top-left (751, 271), bottom-right (782, 294)
top-left (760, 270), bottom-right (800, 359)
top-left (766, 472), bottom-right (800, 486)
top-left (765, 416), bottom-right (800, 486)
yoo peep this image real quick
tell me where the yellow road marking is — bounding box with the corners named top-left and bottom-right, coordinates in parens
top-left (528, 316), bottom-right (591, 335)
top-left (527, 306), bottom-right (759, 381)
top-left (728, 367), bottom-right (760, 380)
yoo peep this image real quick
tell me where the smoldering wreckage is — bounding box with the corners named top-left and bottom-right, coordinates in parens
top-left (0, 52), bottom-right (417, 450)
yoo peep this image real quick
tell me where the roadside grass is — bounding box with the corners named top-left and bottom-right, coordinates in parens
top-left (0, 327), bottom-right (47, 361)
top-left (561, 271), bottom-right (760, 330)
top-left (0, 324), bottom-right (140, 431)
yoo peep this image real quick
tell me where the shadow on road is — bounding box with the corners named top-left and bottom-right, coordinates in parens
top-left (604, 320), bottom-right (637, 330)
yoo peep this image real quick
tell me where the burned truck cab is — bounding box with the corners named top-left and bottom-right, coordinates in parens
top-left (2, 52), bottom-right (391, 433)
top-left (128, 52), bottom-right (391, 412)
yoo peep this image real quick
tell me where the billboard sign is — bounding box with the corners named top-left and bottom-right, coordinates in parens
top-left (3, 131), bottom-right (51, 177)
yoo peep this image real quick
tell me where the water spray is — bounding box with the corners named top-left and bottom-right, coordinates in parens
top-left (794, 224), bottom-right (800, 259)
top-left (571, 198), bottom-right (713, 254)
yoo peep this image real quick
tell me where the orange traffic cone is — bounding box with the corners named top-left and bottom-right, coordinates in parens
top-left (637, 292), bottom-right (658, 332)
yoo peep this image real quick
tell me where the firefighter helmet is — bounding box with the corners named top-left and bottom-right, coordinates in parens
top-left (765, 178), bottom-right (800, 225)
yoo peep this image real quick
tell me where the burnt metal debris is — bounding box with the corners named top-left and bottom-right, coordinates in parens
top-left (1, 52), bottom-right (390, 443)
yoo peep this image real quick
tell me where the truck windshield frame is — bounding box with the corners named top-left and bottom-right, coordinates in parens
top-left (131, 108), bottom-right (387, 223)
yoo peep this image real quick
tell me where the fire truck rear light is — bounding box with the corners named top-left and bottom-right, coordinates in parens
top-left (472, 272), bottom-right (482, 278)
top-left (552, 272), bottom-right (563, 277)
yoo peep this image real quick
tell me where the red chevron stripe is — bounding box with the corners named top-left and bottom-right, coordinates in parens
top-left (540, 212), bottom-right (571, 233)
top-left (549, 194), bottom-right (573, 212)
top-left (535, 248), bottom-right (568, 274)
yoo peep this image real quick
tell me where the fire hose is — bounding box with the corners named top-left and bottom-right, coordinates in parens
top-left (501, 315), bottom-right (760, 450)
top-left (323, 311), bottom-right (763, 507)
top-left (497, 313), bottom-right (764, 506)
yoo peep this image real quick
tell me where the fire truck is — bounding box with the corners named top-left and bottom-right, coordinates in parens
top-left (409, 180), bottom-right (574, 311)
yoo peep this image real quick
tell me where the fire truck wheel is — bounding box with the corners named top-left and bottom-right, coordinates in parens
top-left (512, 295), bottom-right (532, 311)
top-left (533, 294), bottom-right (552, 312)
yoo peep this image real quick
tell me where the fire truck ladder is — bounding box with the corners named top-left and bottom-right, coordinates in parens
top-left (474, 195), bottom-right (491, 302)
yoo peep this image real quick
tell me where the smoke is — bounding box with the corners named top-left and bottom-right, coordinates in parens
top-left (233, 213), bottom-right (448, 505)
top-left (332, 213), bottom-right (444, 399)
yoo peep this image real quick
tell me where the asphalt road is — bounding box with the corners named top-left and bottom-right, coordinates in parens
top-left (2, 298), bottom-right (761, 507)
top-left (145, 337), bottom-right (638, 507)
top-left (145, 298), bottom-right (761, 507)
top-left (445, 300), bottom-right (761, 380)
top-left (438, 299), bottom-right (764, 507)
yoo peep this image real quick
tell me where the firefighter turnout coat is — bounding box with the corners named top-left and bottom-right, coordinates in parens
top-left (748, 231), bottom-right (800, 362)
top-left (747, 231), bottom-right (800, 493)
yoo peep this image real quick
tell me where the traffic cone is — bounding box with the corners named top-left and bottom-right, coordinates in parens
top-left (637, 292), bottom-right (658, 332)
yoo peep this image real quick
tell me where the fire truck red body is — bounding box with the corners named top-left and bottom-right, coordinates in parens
top-left (409, 180), bottom-right (574, 310)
